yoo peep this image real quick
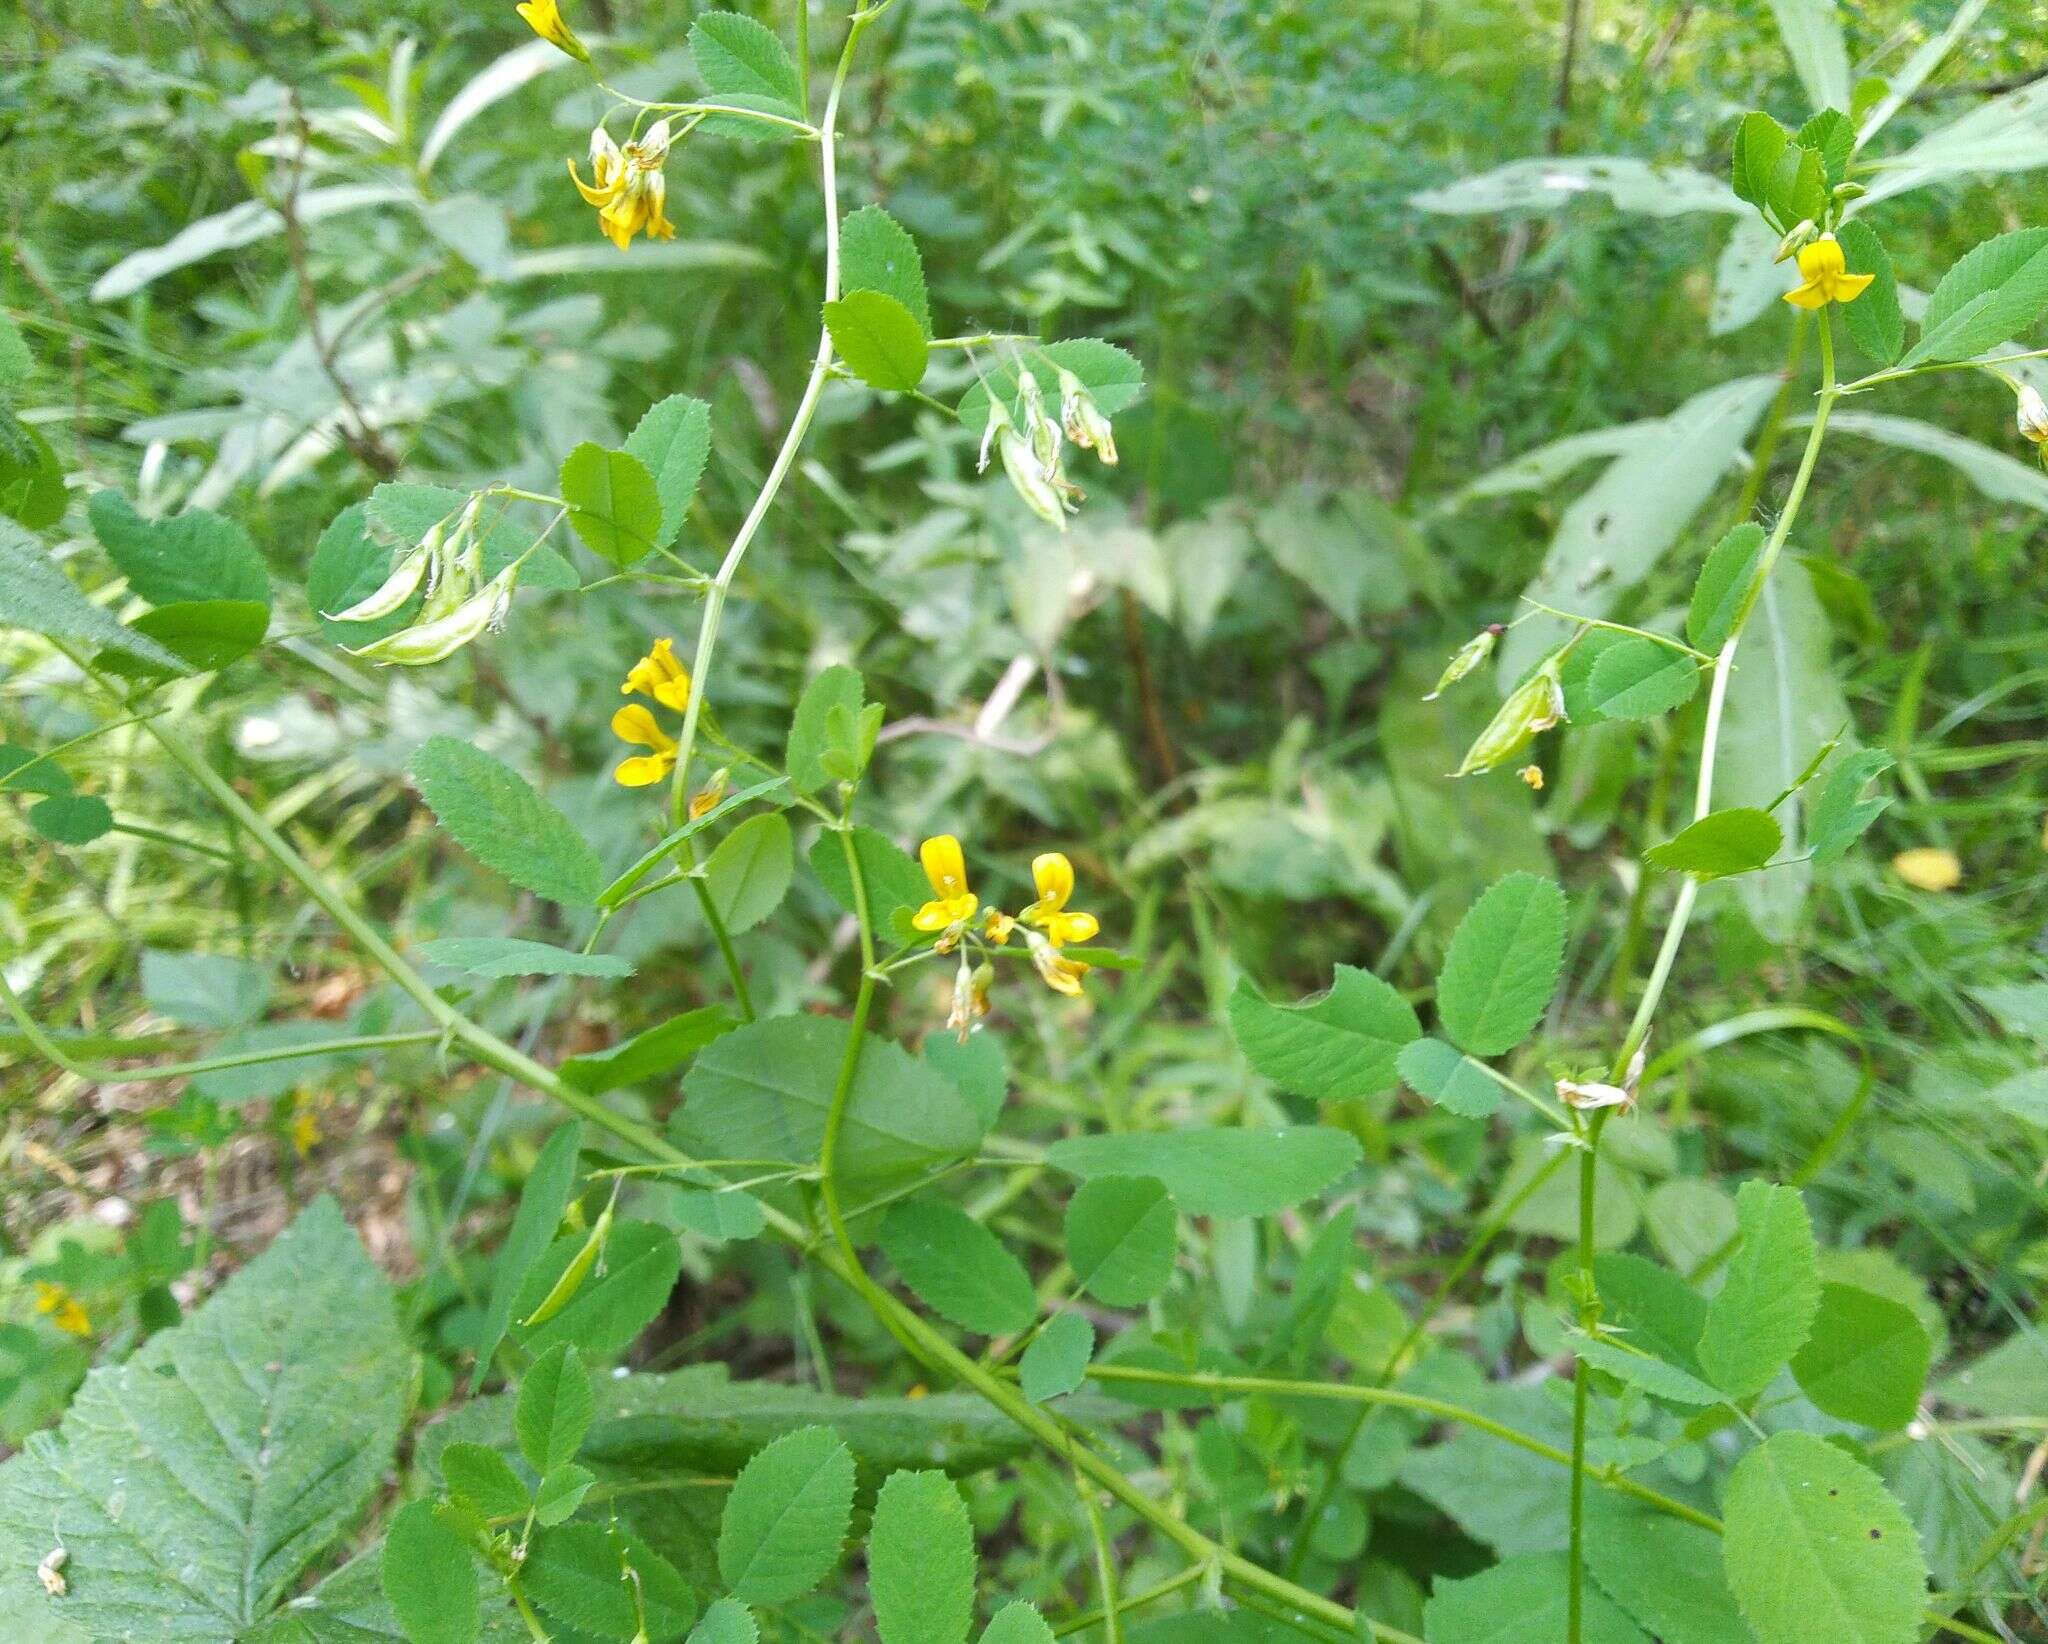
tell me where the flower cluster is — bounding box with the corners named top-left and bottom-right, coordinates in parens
top-left (978, 368), bottom-right (1119, 533)
top-left (571, 122), bottom-right (677, 252)
top-left (914, 836), bottom-right (1101, 1033)
top-left (611, 638), bottom-right (692, 787)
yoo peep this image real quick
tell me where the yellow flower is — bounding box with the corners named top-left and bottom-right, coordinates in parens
top-left (33, 1282), bottom-right (90, 1338)
top-left (570, 123), bottom-right (677, 252)
top-left (913, 835), bottom-right (979, 934)
top-left (1892, 846), bottom-right (1961, 892)
top-left (983, 908), bottom-right (1016, 945)
top-left (622, 636), bottom-right (691, 712)
top-left (1783, 235), bottom-right (1874, 309)
top-left (1021, 851), bottom-right (1100, 946)
top-left (290, 1103), bottom-right (321, 1159)
top-left (690, 768), bottom-right (730, 821)
top-left (1025, 929), bottom-right (1091, 997)
top-left (515, 0), bottom-right (590, 62)
top-left (612, 704), bottom-right (678, 787)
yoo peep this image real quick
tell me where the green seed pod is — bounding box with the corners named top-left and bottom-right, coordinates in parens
top-left (1424, 624), bottom-right (1503, 701)
top-left (1453, 659), bottom-right (1565, 777)
top-left (522, 1199), bottom-right (614, 1329)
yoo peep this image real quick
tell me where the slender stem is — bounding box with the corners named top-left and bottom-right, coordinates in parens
top-left (1069, 1438), bottom-right (1124, 1644)
top-left (1517, 600), bottom-right (1715, 662)
top-left (686, 836), bottom-right (755, 1019)
top-left (1566, 1122), bottom-right (1600, 1644)
top-left (1054, 1562), bottom-right (1206, 1637)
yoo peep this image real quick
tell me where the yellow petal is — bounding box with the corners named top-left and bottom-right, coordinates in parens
top-left (920, 835), bottom-right (969, 898)
top-left (1831, 270), bottom-right (1875, 304)
top-left (1046, 910), bottom-right (1099, 945)
top-left (611, 703), bottom-right (674, 751)
top-left (1782, 280), bottom-right (1830, 310)
top-left (615, 753), bottom-right (675, 787)
top-left (913, 901), bottom-right (956, 933)
top-left (1030, 851), bottom-right (1075, 912)
top-left (1796, 235), bottom-right (1848, 280)
top-left (1891, 847), bottom-right (1961, 892)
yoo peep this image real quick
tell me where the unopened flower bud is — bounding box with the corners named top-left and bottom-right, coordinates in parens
top-left (1453, 658), bottom-right (1565, 778)
top-left (2017, 385), bottom-right (2048, 445)
top-left (689, 768), bottom-right (730, 820)
top-left (1773, 219), bottom-right (1817, 264)
top-left (1424, 623), bottom-right (1502, 701)
top-left (1057, 368), bottom-right (1118, 465)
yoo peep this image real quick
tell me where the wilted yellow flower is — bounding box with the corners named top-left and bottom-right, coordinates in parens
top-left (516, 0), bottom-right (591, 62)
top-left (612, 704), bottom-right (678, 787)
top-left (1021, 852), bottom-right (1100, 946)
top-left (690, 768), bottom-right (730, 820)
top-left (1025, 929), bottom-right (1091, 996)
top-left (1892, 847), bottom-right (1961, 892)
top-left (1783, 235), bottom-right (1873, 310)
top-left (913, 835), bottom-right (979, 935)
top-left (984, 908), bottom-right (1017, 945)
top-left (1519, 764), bottom-right (1544, 790)
top-left (33, 1282), bottom-right (90, 1338)
top-left (622, 636), bottom-right (691, 712)
top-left (570, 123), bottom-right (676, 252)
top-left (1058, 368), bottom-right (1118, 465)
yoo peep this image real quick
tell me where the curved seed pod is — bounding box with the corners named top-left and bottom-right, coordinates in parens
top-left (324, 532), bottom-right (438, 623)
top-left (522, 1200), bottom-right (614, 1329)
top-left (347, 566), bottom-right (517, 667)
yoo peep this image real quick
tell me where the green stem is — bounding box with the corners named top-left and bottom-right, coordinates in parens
top-left (1054, 1562), bottom-right (1207, 1637)
top-left (686, 836), bottom-right (755, 1020)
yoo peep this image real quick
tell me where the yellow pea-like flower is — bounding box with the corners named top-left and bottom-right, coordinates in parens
top-left (1891, 846), bottom-right (1961, 892)
top-left (570, 123), bottom-right (677, 252)
top-left (516, 0), bottom-right (591, 62)
top-left (1025, 930), bottom-right (1091, 997)
top-left (1783, 235), bottom-right (1874, 310)
top-left (622, 636), bottom-right (692, 711)
top-left (913, 835), bottom-right (979, 933)
top-left (1021, 851), bottom-right (1100, 946)
top-left (33, 1282), bottom-right (91, 1338)
top-left (612, 703), bottom-right (678, 787)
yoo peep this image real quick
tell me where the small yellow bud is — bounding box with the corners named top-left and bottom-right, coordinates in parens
top-left (1891, 847), bottom-right (1961, 892)
top-left (689, 768), bottom-right (730, 820)
top-left (516, 0), bottom-right (591, 63)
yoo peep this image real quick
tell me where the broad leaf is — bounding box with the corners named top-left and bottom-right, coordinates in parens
top-left (1584, 1499), bottom-right (1755, 1644)
top-left (1064, 1175), bottom-right (1177, 1306)
top-left (1806, 748), bottom-right (1893, 862)
top-left (840, 206), bottom-right (931, 335)
top-left (99, 599), bottom-right (268, 676)
top-left (690, 12), bottom-right (804, 115)
top-left (624, 394), bottom-right (712, 550)
top-left (880, 1198), bottom-right (1036, 1335)
top-left (518, 1343), bottom-right (595, 1475)
top-left (1687, 523), bottom-right (1767, 652)
top-left (87, 489), bottom-right (270, 607)
top-left (809, 826), bottom-right (943, 934)
top-left (1722, 1432), bottom-right (1928, 1644)
top-left (786, 665), bottom-right (867, 794)
top-left (0, 521), bottom-right (185, 672)
top-left (410, 737), bottom-right (605, 907)
top-left (524, 1522), bottom-right (695, 1642)
top-left (1423, 1550), bottom-right (1648, 1643)
top-left (1435, 872), bottom-right (1566, 1057)
top-left (1569, 1328), bottom-right (1720, 1406)
top-left (869, 1471), bottom-right (976, 1644)
top-left (561, 442), bottom-right (662, 566)
top-left (1835, 221), bottom-right (1904, 365)
top-left (1044, 1127), bottom-right (1361, 1218)
top-left (823, 291), bottom-right (929, 392)
top-left (1645, 808), bottom-right (1782, 879)
top-left (1396, 1036), bottom-right (1501, 1118)
top-left (513, 1222), bottom-right (682, 1363)
top-left (1904, 227), bottom-right (2048, 366)
top-left (560, 1008), bottom-right (738, 1095)
top-left (381, 1502), bottom-right (479, 1644)
top-left (1790, 1283), bottom-right (1931, 1430)
top-left (1227, 965), bottom-right (1420, 1100)
top-left (1019, 1313), bottom-right (1094, 1403)
top-left (310, 505), bottom-right (421, 647)
top-left (1768, 0), bottom-right (1850, 113)
top-left (1413, 157), bottom-right (1742, 220)
top-left (0, 1199), bottom-right (408, 1637)
top-left (1698, 1181), bottom-right (1819, 1400)
top-left (716, 1425), bottom-right (855, 1604)
top-left (704, 812), bottom-right (794, 933)
top-left (1585, 637), bottom-right (1699, 720)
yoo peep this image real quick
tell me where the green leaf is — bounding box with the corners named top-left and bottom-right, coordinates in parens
top-left (518, 1343), bottom-right (595, 1475)
top-left (787, 665), bottom-right (867, 795)
top-left (1835, 221), bottom-right (1904, 366)
top-left (1585, 637), bottom-right (1699, 720)
top-left (1905, 227), bottom-right (2048, 366)
top-left (416, 937), bottom-right (634, 979)
top-left (1592, 1252), bottom-right (1709, 1373)
top-left (1569, 1328), bottom-right (1722, 1405)
top-left (98, 598), bottom-right (268, 676)
top-left (525, 1523), bottom-right (696, 1642)
top-left (410, 736), bottom-right (605, 906)
top-left (441, 1442), bottom-right (531, 1521)
top-left (669, 1183), bottom-right (769, 1244)
top-left (715, 1425), bottom-right (856, 1603)
top-left (1584, 1499), bottom-right (1754, 1644)
top-left (477, 1122), bottom-right (582, 1372)
top-left (824, 291), bottom-right (929, 392)
top-left (624, 394), bottom-right (713, 550)
top-left (1395, 1036), bottom-right (1502, 1118)
top-left (1698, 1181), bottom-right (1820, 1399)
top-left (840, 207), bottom-right (932, 336)
top-left (26, 793), bottom-right (112, 845)
top-left (704, 812), bottom-right (794, 934)
top-left (924, 1032), bottom-right (1008, 1131)
top-left (1722, 1432), bottom-right (1928, 1644)
top-left (1044, 1127), bottom-right (1361, 1218)
top-left (560, 1008), bottom-right (739, 1095)
top-left (0, 743), bottom-right (73, 797)
top-left (869, 1471), bottom-right (977, 1644)
top-left (244, 1545), bottom-right (522, 1644)
top-left (0, 413), bottom-right (65, 529)
top-left (1423, 1550), bottom-right (1648, 1643)
top-left (1790, 1283), bottom-right (1931, 1430)
top-left (677, 1015), bottom-right (983, 1202)
top-left (1973, 981), bottom-right (2048, 1040)
top-left (1019, 1313), bottom-right (1094, 1403)
top-left (1435, 872), bottom-right (1567, 1057)
top-left (1731, 112), bottom-right (1791, 219)
top-left (1985, 1066), bottom-right (2048, 1128)
top-left (1806, 748), bottom-right (1893, 862)
top-left (979, 1603), bottom-right (1057, 1644)
top-left (0, 1198), bottom-right (409, 1638)
top-left (381, 1502), bottom-right (480, 1644)
top-left (0, 520), bottom-right (186, 672)
top-left (1227, 965), bottom-right (1419, 1100)
top-left (514, 1222), bottom-right (681, 1363)
top-left (1645, 808), bottom-right (1782, 878)
top-left (534, 1463), bottom-right (596, 1527)
top-left (690, 11), bottom-right (804, 114)
top-left (87, 490), bottom-right (270, 607)
top-left (1064, 1175), bottom-right (1177, 1306)
top-left (310, 504), bottom-right (420, 647)
top-left (1688, 523), bottom-right (1767, 652)
top-left (141, 946), bottom-right (272, 1027)
top-left (808, 825), bottom-right (928, 933)
top-left (690, 1598), bottom-right (759, 1644)
top-left (1796, 108), bottom-right (1854, 185)
top-left (561, 442), bottom-right (663, 566)
top-left (880, 1198), bottom-right (1037, 1336)
top-left (0, 312), bottom-right (31, 388)
top-left (955, 338), bottom-right (1145, 429)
